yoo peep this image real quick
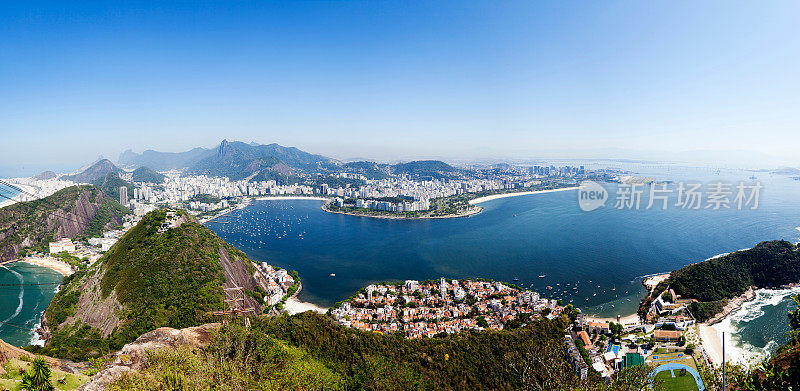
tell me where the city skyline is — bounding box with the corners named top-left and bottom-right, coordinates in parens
top-left (3, 1), bottom-right (800, 172)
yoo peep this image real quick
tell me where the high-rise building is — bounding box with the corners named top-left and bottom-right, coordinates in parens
top-left (119, 186), bottom-right (128, 206)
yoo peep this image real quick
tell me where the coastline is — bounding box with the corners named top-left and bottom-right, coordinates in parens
top-left (321, 203), bottom-right (483, 220)
top-left (283, 283), bottom-right (328, 315)
top-left (642, 273), bottom-right (671, 292)
top-left (697, 287), bottom-right (756, 366)
top-left (202, 196), bottom-right (328, 223)
top-left (585, 313), bottom-right (640, 326)
top-left (17, 257), bottom-right (74, 276)
top-left (199, 198), bottom-right (253, 224)
top-left (706, 287), bottom-right (756, 326)
top-left (581, 273), bottom-right (667, 328)
top-left (255, 196), bottom-right (329, 202)
top-left (467, 186), bottom-right (579, 205)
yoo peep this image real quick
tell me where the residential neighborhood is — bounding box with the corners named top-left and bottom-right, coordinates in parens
top-left (330, 278), bottom-right (563, 338)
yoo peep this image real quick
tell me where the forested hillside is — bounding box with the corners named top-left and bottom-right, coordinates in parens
top-left (32, 209), bottom-right (263, 360)
top-left (105, 312), bottom-right (652, 390)
top-left (0, 185), bottom-right (127, 261)
top-left (665, 240), bottom-right (800, 321)
top-left (130, 166), bottom-right (166, 183)
top-left (91, 172), bottom-right (134, 202)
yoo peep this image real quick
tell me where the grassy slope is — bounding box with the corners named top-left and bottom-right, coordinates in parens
top-left (107, 333), bottom-right (344, 391)
top-left (1, 358), bottom-right (89, 390)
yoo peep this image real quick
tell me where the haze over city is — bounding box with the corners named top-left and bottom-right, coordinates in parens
top-left (3, 1), bottom-right (800, 174)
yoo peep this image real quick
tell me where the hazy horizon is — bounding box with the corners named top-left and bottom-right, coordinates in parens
top-left (3, 1), bottom-right (800, 172)
top-left (1, 138), bottom-right (795, 179)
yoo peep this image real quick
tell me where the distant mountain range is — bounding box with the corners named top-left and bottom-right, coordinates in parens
top-left (118, 140), bottom-right (336, 180)
top-left (118, 147), bottom-right (212, 171)
top-left (116, 140), bottom-right (462, 181)
top-left (772, 167), bottom-right (800, 175)
top-left (61, 159), bottom-right (122, 183)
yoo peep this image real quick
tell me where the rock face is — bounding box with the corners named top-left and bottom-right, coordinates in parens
top-left (0, 186), bottom-right (126, 262)
top-left (78, 324), bottom-right (220, 391)
top-left (63, 267), bottom-right (124, 338)
top-left (219, 246), bottom-right (262, 311)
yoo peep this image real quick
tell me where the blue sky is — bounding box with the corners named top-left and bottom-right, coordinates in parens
top-left (2, 1), bottom-right (799, 172)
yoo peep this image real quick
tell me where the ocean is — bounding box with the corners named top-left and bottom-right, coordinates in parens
top-left (0, 184), bottom-right (20, 207)
top-left (205, 165), bottom-right (800, 362)
top-left (3, 163), bottom-right (799, 363)
top-left (0, 262), bottom-right (63, 347)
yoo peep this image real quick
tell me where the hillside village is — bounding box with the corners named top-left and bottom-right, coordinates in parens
top-left (330, 278), bottom-right (563, 338)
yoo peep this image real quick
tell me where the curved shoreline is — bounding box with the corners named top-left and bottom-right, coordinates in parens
top-left (284, 282), bottom-right (328, 315)
top-left (468, 186), bottom-right (579, 205)
top-left (0, 257), bottom-right (73, 276)
top-left (321, 203), bottom-right (483, 220)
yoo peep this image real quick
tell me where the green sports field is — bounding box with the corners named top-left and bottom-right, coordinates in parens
top-left (654, 370), bottom-right (699, 391)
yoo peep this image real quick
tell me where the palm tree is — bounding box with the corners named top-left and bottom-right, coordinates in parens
top-left (20, 357), bottom-right (54, 391)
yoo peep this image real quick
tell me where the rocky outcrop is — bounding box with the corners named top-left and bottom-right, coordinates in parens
top-left (219, 247), bottom-right (262, 313)
top-left (62, 268), bottom-right (123, 338)
top-left (78, 324), bottom-right (220, 391)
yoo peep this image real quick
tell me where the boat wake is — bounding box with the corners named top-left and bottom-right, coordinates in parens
top-left (0, 265), bottom-right (24, 325)
top-left (713, 286), bottom-right (800, 366)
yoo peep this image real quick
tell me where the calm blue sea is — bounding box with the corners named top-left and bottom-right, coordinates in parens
top-left (0, 185), bottom-right (20, 204)
top-left (5, 164), bottom-right (799, 358)
top-left (206, 165), bottom-right (800, 357)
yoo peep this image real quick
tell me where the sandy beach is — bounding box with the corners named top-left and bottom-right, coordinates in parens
top-left (468, 187), bottom-right (579, 205)
top-left (698, 324), bottom-right (728, 365)
top-left (18, 257), bottom-right (74, 276)
top-left (585, 313), bottom-right (641, 327)
top-left (284, 297), bottom-right (328, 315)
top-left (282, 282), bottom-right (328, 314)
top-left (696, 287), bottom-right (755, 366)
